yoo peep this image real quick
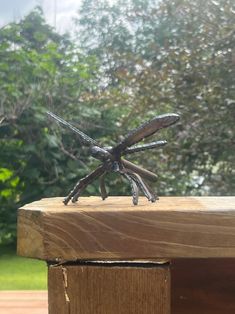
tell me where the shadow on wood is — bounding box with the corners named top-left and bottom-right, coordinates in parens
top-left (172, 259), bottom-right (235, 314)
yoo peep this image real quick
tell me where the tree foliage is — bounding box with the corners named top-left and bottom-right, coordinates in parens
top-left (0, 7), bottom-right (104, 244)
top-left (77, 0), bottom-right (235, 195)
top-left (0, 1), bottom-right (234, 244)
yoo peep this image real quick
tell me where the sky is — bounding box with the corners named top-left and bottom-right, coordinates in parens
top-left (0, 0), bottom-right (81, 33)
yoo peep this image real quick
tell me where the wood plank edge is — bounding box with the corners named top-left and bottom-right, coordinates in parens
top-left (17, 207), bottom-right (45, 259)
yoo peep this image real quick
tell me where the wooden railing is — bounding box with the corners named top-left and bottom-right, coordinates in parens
top-left (17, 196), bottom-right (235, 314)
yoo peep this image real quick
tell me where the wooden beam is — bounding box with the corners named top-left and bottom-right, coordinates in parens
top-left (17, 196), bottom-right (235, 261)
top-left (48, 262), bottom-right (170, 314)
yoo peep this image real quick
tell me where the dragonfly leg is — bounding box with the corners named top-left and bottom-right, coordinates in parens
top-left (71, 184), bottom-right (89, 203)
top-left (121, 172), bottom-right (139, 205)
top-left (64, 165), bottom-right (106, 205)
top-left (127, 170), bottom-right (158, 203)
top-left (99, 172), bottom-right (108, 200)
top-left (144, 180), bottom-right (159, 201)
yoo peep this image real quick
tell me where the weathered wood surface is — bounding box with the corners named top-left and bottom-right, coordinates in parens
top-left (48, 263), bottom-right (170, 314)
top-left (17, 196), bottom-right (235, 260)
top-left (172, 258), bottom-right (235, 314)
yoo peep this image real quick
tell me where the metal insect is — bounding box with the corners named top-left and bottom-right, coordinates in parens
top-left (47, 111), bottom-right (180, 205)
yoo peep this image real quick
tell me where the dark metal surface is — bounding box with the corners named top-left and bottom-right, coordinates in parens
top-left (47, 111), bottom-right (180, 205)
top-left (123, 140), bottom-right (167, 155)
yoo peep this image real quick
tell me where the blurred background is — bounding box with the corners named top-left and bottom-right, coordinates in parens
top-left (0, 0), bottom-right (234, 290)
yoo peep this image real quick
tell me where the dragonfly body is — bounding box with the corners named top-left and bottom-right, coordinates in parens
top-left (47, 111), bottom-right (180, 205)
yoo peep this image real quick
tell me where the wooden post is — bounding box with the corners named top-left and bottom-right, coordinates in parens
top-left (17, 196), bottom-right (235, 313)
top-left (48, 262), bottom-right (170, 314)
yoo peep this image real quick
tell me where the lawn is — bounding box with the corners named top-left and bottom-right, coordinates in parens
top-left (0, 245), bottom-right (47, 290)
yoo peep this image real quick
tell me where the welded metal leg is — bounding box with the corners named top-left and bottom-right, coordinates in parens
top-left (64, 165), bottom-right (106, 205)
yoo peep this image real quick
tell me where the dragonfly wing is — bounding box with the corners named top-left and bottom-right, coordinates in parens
top-left (113, 113), bottom-right (179, 154)
top-left (123, 140), bottom-right (167, 155)
top-left (122, 159), bottom-right (158, 182)
top-left (47, 111), bottom-right (99, 147)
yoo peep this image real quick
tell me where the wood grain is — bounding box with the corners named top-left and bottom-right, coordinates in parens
top-left (172, 258), bottom-right (235, 314)
top-left (0, 291), bottom-right (48, 314)
top-left (17, 196), bottom-right (235, 260)
top-left (48, 263), bottom-right (170, 314)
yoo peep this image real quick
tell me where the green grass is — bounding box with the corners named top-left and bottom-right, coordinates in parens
top-left (0, 245), bottom-right (47, 290)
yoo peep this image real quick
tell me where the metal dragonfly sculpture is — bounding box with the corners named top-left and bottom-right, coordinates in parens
top-left (47, 111), bottom-right (180, 205)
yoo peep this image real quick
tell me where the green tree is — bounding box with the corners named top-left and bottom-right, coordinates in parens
top-left (0, 7), bottom-right (101, 244)
top-left (77, 0), bottom-right (235, 195)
